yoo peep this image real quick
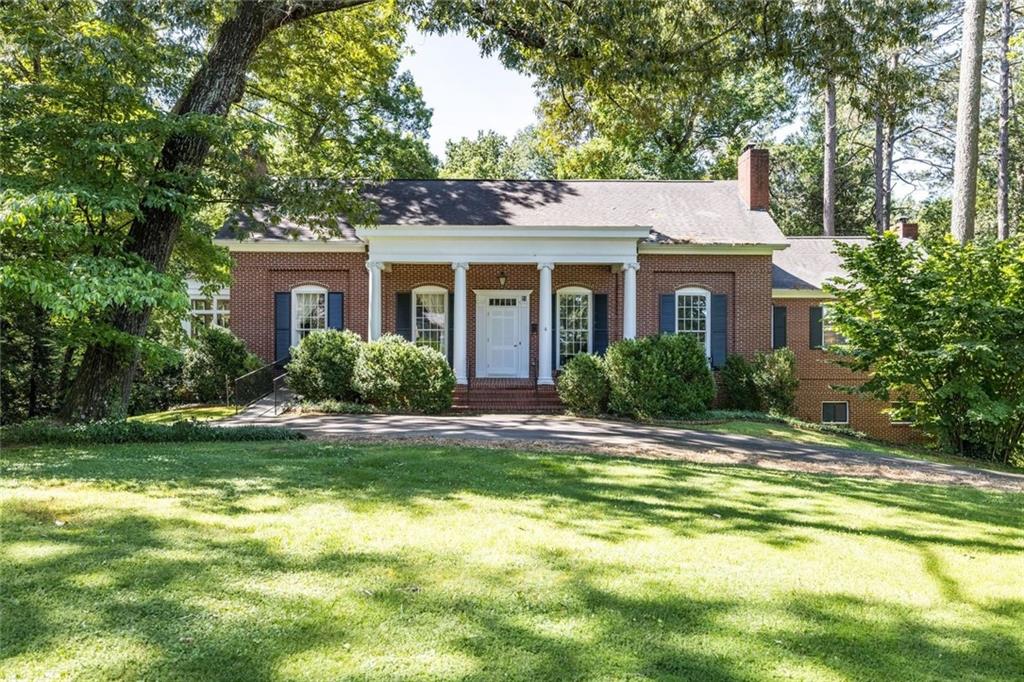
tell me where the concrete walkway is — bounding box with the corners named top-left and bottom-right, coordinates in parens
top-left (226, 412), bottom-right (1024, 493)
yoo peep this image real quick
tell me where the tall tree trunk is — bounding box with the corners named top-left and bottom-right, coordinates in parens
top-left (996, 0), bottom-right (1011, 240)
top-left (884, 119), bottom-right (895, 232)
top-left (873, 113), bottom-right (885, 234)
top-left (951, 0), bottom-right (987, 244)
top-left (823, 77), bottom-right (837, 236)
top-left (60, 0), bottom-right (371, 421)
top-left (27, 304), bottom-right (49, 418)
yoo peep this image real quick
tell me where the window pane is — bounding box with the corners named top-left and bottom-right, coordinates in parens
top-left (414, 292), bottom-right (446, 353)
top-left (558, 293), bottom-right (590, 367)
top-left (295, 292), bottom-right (326, 341)
top-left (191, 298), bottom-right (211, 311)
top-left (215, 298), bottom-right (230, 312)
top-left (216, 313), bottom-right (230, 329)
top-left (676, 294), bottom-right (708, 348)
top-left (822, 306), bottom-right (846, 346)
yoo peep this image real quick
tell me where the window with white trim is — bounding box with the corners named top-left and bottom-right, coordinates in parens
top-left (821, 304), bottom-right (846, 348)
top-left (413, 286), bottom-right (448, 355)
top-left (292, 285), bottom-right (327, 346)
top-left (675, 287), bottom-right (711, 357)
top-left (557, 287), bottom-right (592, 368)
top-left (186, 295), bottom-right (229, 337)
top-left (821, 401), bottom-right (849, 425)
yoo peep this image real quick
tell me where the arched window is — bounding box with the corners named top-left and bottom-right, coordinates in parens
top-left (412, 285), bottom-right (448, 355)
top-left (675, 287), bottom-right (711, 357)
top-left (292, 285), bottom-right (327, 347)
top-left (557, 286), bottom-right (592, 368)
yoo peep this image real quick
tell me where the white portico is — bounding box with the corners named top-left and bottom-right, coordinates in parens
top-left (356, 225), bottom-right (648, 385)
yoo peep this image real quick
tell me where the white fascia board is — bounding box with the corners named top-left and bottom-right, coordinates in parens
top-left (771, 288), bottom-right (834, 299)
top-left (368, 234), bottom-right (641, 264)
top-left (638, 242), bottom-right (789, 255)
top-left (357, 225), bottom-right (653, 240)
top-left (214, 239), bottom-right (366, 253)
top-left (185, 278), bottom-right (230, 297)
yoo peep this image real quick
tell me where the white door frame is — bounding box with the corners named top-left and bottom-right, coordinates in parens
top-left (474, 289), bottom-right (531, 379)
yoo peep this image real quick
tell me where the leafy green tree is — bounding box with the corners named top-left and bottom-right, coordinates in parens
top-left (826, 233), bottom-right (1024, 463)
top-left (440, 128), bottom-right (554, 179)
top-left (1, 0), bottom-right (433, 420)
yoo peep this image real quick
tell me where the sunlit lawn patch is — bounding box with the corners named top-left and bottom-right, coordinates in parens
top-left (128, 405), bottom-right (236, 424)
top-left (2, 442), bottom-right (1021, 681)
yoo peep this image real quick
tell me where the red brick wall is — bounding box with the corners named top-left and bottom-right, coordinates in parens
top-left (775, 296), bottom-right (921, 443)
top-left (229, 250), bottom-right (368, 362)
top-left (636, 253), bottom-right (774, 358)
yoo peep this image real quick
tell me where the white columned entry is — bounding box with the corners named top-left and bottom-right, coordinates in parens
top-left (623, 262), bottom-right (639, 339)
top-left (451, 262), bottom-right (469, 385)
top-left (537, 262), bottom-right (555, 385)
top-left (366, 260), bottom-right (383, 340)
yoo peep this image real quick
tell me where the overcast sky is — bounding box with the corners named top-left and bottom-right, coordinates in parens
top-left (401, 28), bottom-right (539, 160)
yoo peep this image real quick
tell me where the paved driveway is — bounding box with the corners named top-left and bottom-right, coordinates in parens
top-left (228, 411), bottom-right (1024, 493)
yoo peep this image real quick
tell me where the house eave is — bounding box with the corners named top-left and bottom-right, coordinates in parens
top-left (214, 239), bottom-right (366, 253)
top-left (639, 242), bottom-right (789, 256)
top-left (772, 288), bottom-right (834, 299)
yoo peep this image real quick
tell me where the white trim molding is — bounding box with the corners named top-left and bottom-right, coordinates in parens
top-left (674, 286), bottom-right (712, 358)
top-left (555, 286), bottom-right (593, 369)
top-left (290, 284), bottom-right (328, 347)
top-left (772, 288), bottom-right (834, 299)
top-left (214, 239), bottom-right (366, 253)
top-left (411, 285), bottom-right (450, 358)
top-left (639, 242), bottom-right (788, 255)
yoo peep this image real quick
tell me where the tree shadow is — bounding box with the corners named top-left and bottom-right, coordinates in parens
top-left (3, 442), bottom-right (1023, 679)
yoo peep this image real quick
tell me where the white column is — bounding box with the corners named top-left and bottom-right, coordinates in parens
top-left (623, 262), bottom-right (639, 339)
top-left (366, 260), bottom-right (383, 340)
top-left (451, 262), bottom-right (469, 385)
top-left (537, 262), bottom-right (554, 385)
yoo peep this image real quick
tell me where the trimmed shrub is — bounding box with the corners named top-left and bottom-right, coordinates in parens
top-left (720, 354), bottom-right (760, 410)
top-left (352, 334), bottom-right (455, 413)
top-left (183, 326), bottom-right (262, 403)
top-left (557, 353), bottom-right (609, 415)
top-left (605, 333), bottom-right (715, 420)
top-left (753, 348), bottom-right (799, 415)
top-left (287, 329), bottom-right (362, 401)
top-left (1, 418), bottom-right (303, 445)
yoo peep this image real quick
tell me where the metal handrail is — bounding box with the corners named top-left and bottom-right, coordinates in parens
top-left (231, 358), bottom-right (288, 412)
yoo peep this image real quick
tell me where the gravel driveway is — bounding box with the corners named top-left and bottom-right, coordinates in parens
top-left (227, 411), bottom-right (1024, 493)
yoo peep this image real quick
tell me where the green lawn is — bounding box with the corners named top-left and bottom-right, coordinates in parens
top-left (2, 442), bottom-right (1022, 681)
top-left (686, 419), bottom-right (1021, 472)
top-left (128, 404), bottom-right (236, 424)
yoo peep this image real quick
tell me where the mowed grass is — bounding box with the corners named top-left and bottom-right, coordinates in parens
top-left (128, 405), bottom-right (236, 424)
top-left (2, 442), bottom-right (1022, 681)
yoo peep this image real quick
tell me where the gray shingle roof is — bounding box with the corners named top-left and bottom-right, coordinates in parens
top-left (772, 236), bottom-right (872, 290)
top-left (216, 179), bottom-right (787, 246)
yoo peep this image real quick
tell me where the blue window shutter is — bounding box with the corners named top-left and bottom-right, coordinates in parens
top-left (327, 292), bottom-right (344, 330)
top-left (592, 293), bottom-right (609, 355)
top-left (395, 292), bottom-right (412, 340)
top-left (552, 293), bottom-right (558, 369)
top-left (710, 294), bottom-right (727, 369)
top-left (809, 306), bottom-right (823, 349)
top-left (659, 294), bottom-right (675, 334)
top-left (274, 292), bottom-right (291, 366)
top-left (772, 305), bottom-right (787, 349)
top-left (447, 292), bottom-right (455, 364)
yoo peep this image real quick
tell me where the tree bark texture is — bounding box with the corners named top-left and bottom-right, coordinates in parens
top-left (61, 0), bottom-right (374, 421)
top-left (997, 0), bottom-right (1012, 240)
top-left (950, 0), bottom-right (987, 244)
top-left (823, 78), bottom-right (837, 236)
top-left (873, 113), bottom-right (885, 234)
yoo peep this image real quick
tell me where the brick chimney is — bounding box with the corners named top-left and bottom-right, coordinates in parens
top-left (894, 216), bottom-right (919, 240)
top-left (738, 145), bottom-right (770, 211)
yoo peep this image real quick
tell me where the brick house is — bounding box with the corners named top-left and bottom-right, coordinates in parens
top-left (198, 147), bottom-right (917, 442)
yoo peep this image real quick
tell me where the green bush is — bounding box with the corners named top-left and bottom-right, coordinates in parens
top-left (294, 399), bottom-right (377, 415)
top-left (557, 353), bottom-right (609, 415)
top-left (1, 418), bottom-right (303, 445)
top-left (287, 329), bottom-right (362, 401)
top-left (720, 354), bottom-right (761, 410)
top-left (604, 333), bottom-right (715, 420)
top-left (183, 326), bottom-right (262, 403)
top-left (352, 334), bottom-right (455, 413)
top-left (752, 348), bottom-right (799, 415)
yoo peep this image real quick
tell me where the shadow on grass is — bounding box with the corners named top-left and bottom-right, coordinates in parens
top-left (2, 442), bottom-right (1022, 680)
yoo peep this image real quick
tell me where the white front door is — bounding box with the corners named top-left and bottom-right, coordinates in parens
top-left (475, 291), bottom-right (530, 378)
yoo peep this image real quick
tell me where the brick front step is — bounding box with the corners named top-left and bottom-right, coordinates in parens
top-left (452, 383), bottom-right (562, 413)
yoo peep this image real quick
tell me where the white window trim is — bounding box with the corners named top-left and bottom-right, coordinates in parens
top-left (291, 285), bottom-right (327, 347)
top-left (821, 401), bottom-right (850, 425)
top-left (183, 280), bottom-right (230, 338)
top-left (412, 285), bottom-right (449, 357)
top-left (675, 287), bottom-right (712, 358)
top-left (556, 286), bottom-right (593, 369)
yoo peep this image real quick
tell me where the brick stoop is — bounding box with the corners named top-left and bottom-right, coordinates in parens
top-left (452, 379), bottom-right (563, 414)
